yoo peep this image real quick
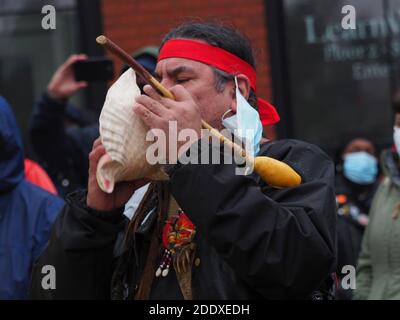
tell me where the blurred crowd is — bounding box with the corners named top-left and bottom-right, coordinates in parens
top-left (0, 47), bottom-right (158, 299)
top-left (1, 41), bottom-right (400, 300)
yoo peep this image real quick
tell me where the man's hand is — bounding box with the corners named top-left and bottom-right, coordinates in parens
top-left (47, 54), bottom-right (88, 101)
top-left (87, 138), bottom-right (149, 212)
top-left (133, 84), bottom-right (202, 163)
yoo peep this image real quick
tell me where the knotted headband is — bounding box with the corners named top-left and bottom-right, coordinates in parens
top-left (158, 38), bottom-right (280, 125)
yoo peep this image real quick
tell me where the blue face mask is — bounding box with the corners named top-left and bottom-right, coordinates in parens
top-left (221, 77), bottom-right (263, 156)
top-left (343, 151), bottom-right (378, 185)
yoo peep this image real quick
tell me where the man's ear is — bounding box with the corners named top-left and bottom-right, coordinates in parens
top-left (231, 74), bottom-right (251, 113)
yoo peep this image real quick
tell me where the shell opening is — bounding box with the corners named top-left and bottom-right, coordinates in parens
top-left (96, 153), bottom-right (116, 194)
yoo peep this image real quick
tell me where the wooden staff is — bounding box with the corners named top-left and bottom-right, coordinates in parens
top-left (96, 35), bottom-right (301, 188)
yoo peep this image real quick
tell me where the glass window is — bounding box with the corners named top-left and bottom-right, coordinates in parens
top-left (283, 0), bottom-right (397, 154)
top-left (0, 0), bottom-right (82, 157)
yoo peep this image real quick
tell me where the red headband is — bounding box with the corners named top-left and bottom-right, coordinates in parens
top-left (158, 39), bottom-right (280, 125)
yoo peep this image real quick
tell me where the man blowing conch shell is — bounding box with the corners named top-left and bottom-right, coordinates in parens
top-left (30, 22), bottom-right (337, 300)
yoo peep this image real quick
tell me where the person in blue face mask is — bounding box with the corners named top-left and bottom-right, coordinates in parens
top-left (335, 138), bottom-right (380, 300)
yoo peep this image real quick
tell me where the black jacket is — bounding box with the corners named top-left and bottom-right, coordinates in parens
top-left (334, 173), bottom-right (378, 300)
top-left (335, 174), bottom-right (378, 271)
top-left (30, 139), bottom-right (337, 299)
top-left (30, 93), bottom-right (98, 196)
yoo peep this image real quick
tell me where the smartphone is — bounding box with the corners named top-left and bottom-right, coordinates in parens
top-left (73, 57), bottom-right (114, 82)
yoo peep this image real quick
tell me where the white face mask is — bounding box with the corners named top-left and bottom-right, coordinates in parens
top-left (221, 77), bottom-right (263, 156)
top-left (394, 126), bottom-right (400, 156)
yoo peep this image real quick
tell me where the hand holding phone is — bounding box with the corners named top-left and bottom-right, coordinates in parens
top-left (47, 54), bottom-right (89, 101)
top-left (47, 55), bottom-right (115, 101)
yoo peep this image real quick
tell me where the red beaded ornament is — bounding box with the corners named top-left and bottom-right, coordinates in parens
top-left (155, 209), bottom-right (196, 277)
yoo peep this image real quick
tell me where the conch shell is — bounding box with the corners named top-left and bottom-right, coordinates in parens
top-left (97, 68), bottom-right (168, 193)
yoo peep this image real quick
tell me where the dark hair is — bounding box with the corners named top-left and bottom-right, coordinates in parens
top-left (161, 22), bottom-right (258, 109)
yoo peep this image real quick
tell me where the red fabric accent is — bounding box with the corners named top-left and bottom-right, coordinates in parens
top-left (162, 212), bottom-right (196, 250)
top-left (159, 39), bottom-right (257, 90)
top-left (258, 99), bottom-right (280, 125)
top-left (24, 159), bottom-right (58, 195)
top-left (159, 39), bottom-right (280, 126)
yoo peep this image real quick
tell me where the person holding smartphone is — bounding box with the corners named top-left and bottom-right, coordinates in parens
top-left (30, 49), bottom-right (159, 197)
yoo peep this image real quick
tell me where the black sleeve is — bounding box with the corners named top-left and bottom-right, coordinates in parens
top-left (169, 139), bottom-right (337, 299)
top-left (29, 93), bottom-right (99, 192)
top-left (30, 93), bottom-right (71, 168)
top-left (29, 190), bottom-right (127, 300)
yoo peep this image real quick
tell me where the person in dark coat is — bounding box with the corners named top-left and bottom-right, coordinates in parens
top-left (30, 49), bottom-right (159, 197)
top-left (0, 96), bottom-right (64, 299)
top-left (334, 138), bottom-right (379, 299)
top-left (30, 22), bottom-right (337, 300)
top-left (29, 54), bottom-right (98, 196)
